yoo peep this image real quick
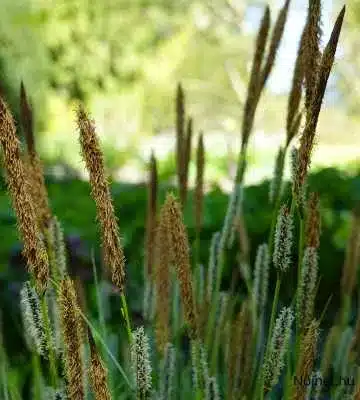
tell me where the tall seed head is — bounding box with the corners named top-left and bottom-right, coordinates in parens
top-left (20, 83), bottom-right (52, 229)
top-left (164, 194), bottom-right (198, 339)
top-left (59, 278), bottom-right (85, 400)
top-left (20, 281), bottom-right (47, 356)
top-left (269, 147), bottom-right (285, 204)
top-left (261, 0), bottom-right (291, 89)
top-left (130, 326), bottom-right (152, 398)
top-left (241, 5), bottom-right (270, 151)
top-left (77, 106), bottom-right (126, 292)
top-left (263, 307), bottom-right (294, 392)
top-left (88, 329), bottom-right (111, 400)
top-left (145, 151), bottom-right (158, 279)
top-left (0, 96), bottom-right (49, 292)
top-left (292, 320), bottom-right (319, 400)
top-left (195, 133), bottom-right (205, 236)
top-left (273, 205), bottom-right (294, 272)
top-left (253, 243), bottom-right (270, 316)
top-left (296, 247), bottom-right (318, 333)
top-left (306, 193), bottom-right (321, 249)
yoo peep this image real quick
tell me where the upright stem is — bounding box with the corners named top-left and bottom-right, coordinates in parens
top-left (120, 294), bottom-right (132, 343)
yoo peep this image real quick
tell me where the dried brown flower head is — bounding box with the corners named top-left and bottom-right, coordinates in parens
top-left (59, 278), bottom-right (85, 400)
top-left (0, 95), bottom-right (49, 292)
top-left (77, 106), bottom-right (126, 292)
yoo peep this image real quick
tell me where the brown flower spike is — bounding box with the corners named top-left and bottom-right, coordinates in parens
top-left (88, 329), bottom-right (112, 400)
top-left (77, 106), bottom-right (126, 292)
top-left (20, 82), bottom-right (52, 229)
top-left (164, 194), bottom-right (198, 339)
top-left (0, 96), bottom-right (49, 293)
top-left (145, 151), bottom-right (158, 279)
top-left (59, 278), bottom-right (85, 400)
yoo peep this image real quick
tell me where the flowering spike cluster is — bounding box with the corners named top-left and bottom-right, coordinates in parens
top-left (269, 147), bottom-right (285, 204)
top-left (253, 243), bottom-right (270, 315)
top-left (159, 343), bottom-right (176, 400)
top-left (263, 307), bottom-right (294, 391)
top-left (49, 216), bottom-right (67, 280)
top-left (207, 231), bottom-right (221, 303)
top-left (46, 283), bottom-right (63, 356)
top-left (88, 329), bottom-right (112, 400)
top-left (297, 247), bottom-right (318, 332)
top-left (20, 281), bottom-right (47, 356)
top-left (130, 326), bottom-right (152, 398)
top-left (205, 376), bottom-right (220, 400)
top-left (191, 340), bottom-right (209, 393)
top-left (59, 278), bottom-right (85, 400)
top-left (0, 96), bottom-right (49, 292)
top-left (273, 205), bottom-right (293, 272)
top-left (165, 194), bottom-right (198, 338)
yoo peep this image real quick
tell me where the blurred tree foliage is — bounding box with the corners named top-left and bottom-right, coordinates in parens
top-left (0, 0), bottom-right (264, 166)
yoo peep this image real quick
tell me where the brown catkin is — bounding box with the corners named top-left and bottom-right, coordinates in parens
top-left (20, 83), bottom-right (51, 229)
top-left (164, 194), bottom-right (198, 339)
top-left (195, 133), bottom-right (204, 236)
top-left (59, 278), bottom-right (85, 400)
top-left (292, 320), bottom-right (319, 400)
top-left (0, 96), bottom-right (49, 293)
top-left (306, 192), bottom-right (321, 249)
top-left (286, 18), bottom-right (307, 142)
top-left (241, 5), bottom-right (270, 151)
top-left (145, 151), bottom-right (158, 278)
top-left (176, 83), bottom-right (186, 204)
top-left (77, 106), bottom-right (126, 292)
top-left (260, 0), bottom-right (291, 89)
top-left (341, 211), bottom-right (360, 298)
top-left (180, 117), bottom-right (193, 206)
top-left (88, 329), bottom-right (112, 400)
top-left (154, 202), bottom-right (171, 353)
top-left (295, 6), bottom-right (345, 207)
top-left (303, 0), bottom-right (322, 114)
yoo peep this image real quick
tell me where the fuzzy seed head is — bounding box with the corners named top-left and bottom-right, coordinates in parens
top-left (0, 96), bottom-right (49, 292)
top-left (207, 232), bottom-right (221, 303)
top-left (159, 343), bottom-right (176, 400)
top-left (130, 326), bottom-right (152, 398)
top-left (195, 133), bottom-right (205, 235)
top-left (49, 216), bottom-right (67, 280)
top-left (263, 307), bottom-right (294, 391)
top-left (165, 194), bottom-right (198, 338)
top-left (296, 247), bottom-right (318, 333)
top-left (20, 281), bottom-right (47, 356)
top-left (273, 206), bottom-right (294, 272)
top-left (88, 330), bottom-right (111, 400)
top-left (59, 278), bottom-right (85, 400)
top-left (253, 243), bottom-right (270, 315)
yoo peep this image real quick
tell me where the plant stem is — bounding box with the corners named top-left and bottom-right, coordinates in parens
top-left (120, 293), bottom-right (132, 343)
